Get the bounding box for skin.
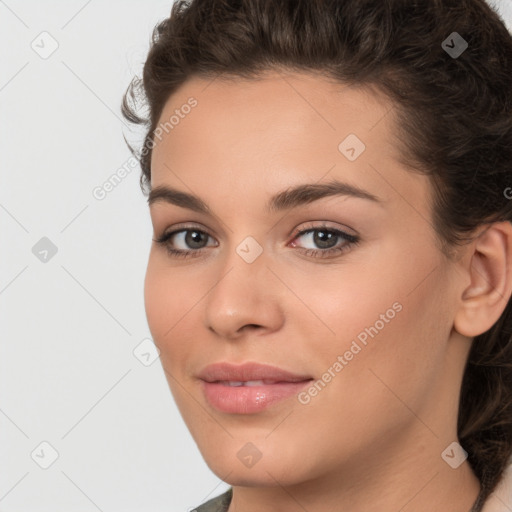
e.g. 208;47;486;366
145;70;512;512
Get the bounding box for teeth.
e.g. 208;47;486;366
220;380;268;387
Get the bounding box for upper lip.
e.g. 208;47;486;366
198;362;313;383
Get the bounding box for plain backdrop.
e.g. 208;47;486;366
1;1;511;511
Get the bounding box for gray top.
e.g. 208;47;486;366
191;484;485;511
192;488;232;512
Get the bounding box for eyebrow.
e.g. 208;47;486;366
147;179;383;214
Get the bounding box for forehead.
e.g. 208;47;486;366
152;71;393;168
149;70;432;220
154;71;396;148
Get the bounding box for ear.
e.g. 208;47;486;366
453;221;512;338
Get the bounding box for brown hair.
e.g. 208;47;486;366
121;0;512;502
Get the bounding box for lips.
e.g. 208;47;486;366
197;361;314;414
197;361;313;384
217;380;279;387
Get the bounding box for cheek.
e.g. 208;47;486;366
295;260;406;363
144;258;169;343
144;255;190;353
300;245;450;407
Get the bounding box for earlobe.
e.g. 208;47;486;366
453;221;512;338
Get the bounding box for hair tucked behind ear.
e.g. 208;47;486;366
121;0;512;501
459;303;512;497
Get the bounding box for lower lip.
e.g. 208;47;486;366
201;380;313;414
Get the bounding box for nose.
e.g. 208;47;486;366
203;241;285;340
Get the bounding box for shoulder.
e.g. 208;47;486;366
481;464;512;512
191;488;233;512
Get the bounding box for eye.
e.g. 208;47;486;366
289;225;360;259
153;225;217;259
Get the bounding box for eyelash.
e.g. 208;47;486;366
153;224;360;260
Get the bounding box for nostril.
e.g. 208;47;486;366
240;324;262;332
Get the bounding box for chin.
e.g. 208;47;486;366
212;465;300;488
200;445;315;488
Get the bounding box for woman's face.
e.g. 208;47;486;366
145;71;470;487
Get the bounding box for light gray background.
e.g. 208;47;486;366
1;1;511;511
